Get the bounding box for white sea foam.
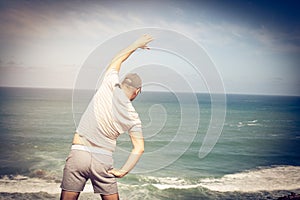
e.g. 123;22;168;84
199;166;300;192
1;166;299;194
237;122;244;127
246;119;261;126
151;166;300;192
248;120;258;123
0;176;94;194
236;119;263;127
147;176;193;190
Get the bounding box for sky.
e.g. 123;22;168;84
0;0;299;96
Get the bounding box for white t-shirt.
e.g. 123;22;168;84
76;69;142;152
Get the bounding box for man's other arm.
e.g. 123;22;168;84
108;131;144;178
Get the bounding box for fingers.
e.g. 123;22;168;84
107;169;125;178
108;169;117;175
143;34;154;43
135;34;154;49
108;169;116;174
108;169;117;177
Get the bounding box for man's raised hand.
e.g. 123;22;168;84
133;34;154;50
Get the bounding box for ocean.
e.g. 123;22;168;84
0;87;299;200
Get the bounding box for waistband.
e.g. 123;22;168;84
71;144;112;157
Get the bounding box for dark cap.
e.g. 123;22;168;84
122;73;142;89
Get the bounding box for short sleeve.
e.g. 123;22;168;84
102;69;119;90
128;111;142;133
112;87;142;134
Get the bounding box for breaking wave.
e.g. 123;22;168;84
0;165;299;199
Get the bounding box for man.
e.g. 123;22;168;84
60;34;153;200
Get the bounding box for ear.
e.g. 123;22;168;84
135;88;141;95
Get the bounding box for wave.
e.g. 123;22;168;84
198;165;300;192
236;119;262;127
0;175;61;194
0;166;299;199
150;165;300;192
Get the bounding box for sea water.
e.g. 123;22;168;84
0;87;299;199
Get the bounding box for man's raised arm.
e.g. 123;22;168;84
107;34;153;72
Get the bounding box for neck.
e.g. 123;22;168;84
121;84;134;100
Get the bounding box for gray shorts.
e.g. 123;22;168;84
60;148;117;195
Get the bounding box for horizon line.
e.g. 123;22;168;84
0;85;299;97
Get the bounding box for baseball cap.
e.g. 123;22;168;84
122;73;142;89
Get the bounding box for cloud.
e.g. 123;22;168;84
0;1;299;95
1;1;297;55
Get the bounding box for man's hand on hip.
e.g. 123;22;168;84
108;168;127;178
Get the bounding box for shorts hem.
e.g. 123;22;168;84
95;191;119;195
60;186;83;193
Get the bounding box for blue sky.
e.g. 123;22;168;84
0;0;299;95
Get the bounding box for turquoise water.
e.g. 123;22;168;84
0;87;299;199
